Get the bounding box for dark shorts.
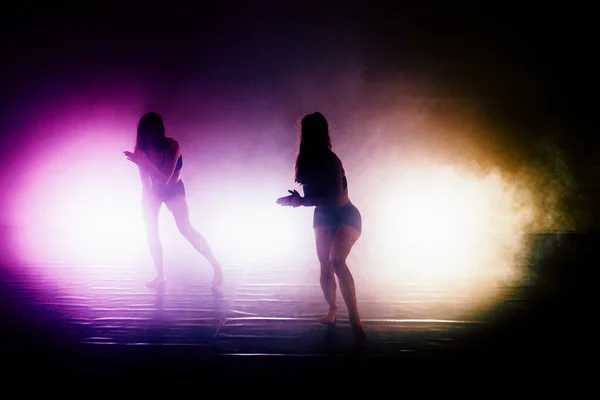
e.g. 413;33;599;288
313;201;362;234
153;180;186;202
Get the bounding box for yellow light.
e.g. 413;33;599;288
368;163;535;290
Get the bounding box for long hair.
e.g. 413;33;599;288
294;112;332;184
135;112;169;152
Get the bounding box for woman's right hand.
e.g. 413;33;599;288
276;190;302;207
276;195;292;206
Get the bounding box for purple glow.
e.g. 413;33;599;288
3;75;551;307
8;94;312;270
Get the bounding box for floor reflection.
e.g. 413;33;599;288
0;258;581;374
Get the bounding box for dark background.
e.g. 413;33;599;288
1;1;597;229
0;2;597;379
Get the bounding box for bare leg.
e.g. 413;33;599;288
330;225;365;343
142;191;165;287
315;226;337;324
166;195;223;286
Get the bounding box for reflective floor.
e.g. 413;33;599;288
0;243;590;378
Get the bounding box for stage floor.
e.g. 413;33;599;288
0;260;584;377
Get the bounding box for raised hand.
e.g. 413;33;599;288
276;190;302;207
276;195;292;206
123;151;137;164
124;150;150;168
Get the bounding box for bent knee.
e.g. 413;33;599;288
320;262;334;274
175;221;193;235
330;258;347;270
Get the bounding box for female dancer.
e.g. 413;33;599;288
277;112;366;344
124;112;223;288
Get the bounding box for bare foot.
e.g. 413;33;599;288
211;264;223;287
351;321;367;345
320;306;337;325
147;276;166;289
